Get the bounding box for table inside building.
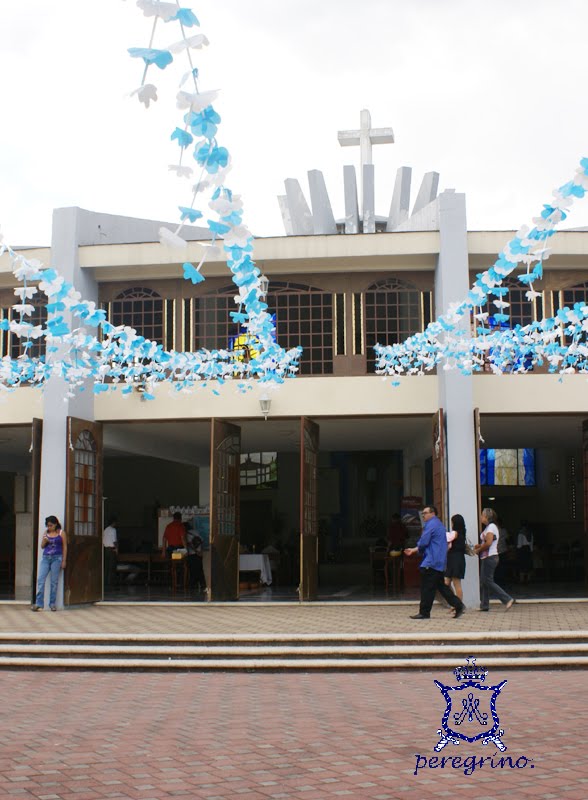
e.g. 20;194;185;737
239;554;272;585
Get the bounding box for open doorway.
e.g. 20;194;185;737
478;414;588;599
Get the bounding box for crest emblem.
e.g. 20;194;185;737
434;657;507;752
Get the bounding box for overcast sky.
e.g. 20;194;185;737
1;0;588;247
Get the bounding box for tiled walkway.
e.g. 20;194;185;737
0;668;585;799
0;599;587;636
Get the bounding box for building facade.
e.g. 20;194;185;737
1;157;588;607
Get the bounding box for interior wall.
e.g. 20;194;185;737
104;456;199;550
0;472;15;562
481;447;583;546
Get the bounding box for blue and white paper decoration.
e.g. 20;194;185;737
1;3;588;399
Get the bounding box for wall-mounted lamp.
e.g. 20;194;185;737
259;394;271;421
259;273;269;298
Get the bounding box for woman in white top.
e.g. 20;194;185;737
474;508;515;612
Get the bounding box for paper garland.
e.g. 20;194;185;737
1;2;587;399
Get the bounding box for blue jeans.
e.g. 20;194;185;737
36;555;62;607
480;555;512;609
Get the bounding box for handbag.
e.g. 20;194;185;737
465;539;476;557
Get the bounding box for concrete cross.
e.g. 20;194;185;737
338;109;394;206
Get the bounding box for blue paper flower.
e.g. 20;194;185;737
186;106;221;138
183;263;205;284
171;127;193;148
170;8;200;27
207;219;230;235
194;143;229;173
128;48;173;70
178;206;203;223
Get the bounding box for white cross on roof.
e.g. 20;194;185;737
338;109;394;208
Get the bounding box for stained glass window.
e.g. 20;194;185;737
480;448;535;486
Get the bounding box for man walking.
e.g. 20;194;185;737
404;505;465;619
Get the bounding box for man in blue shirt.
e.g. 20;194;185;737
404;505;465;619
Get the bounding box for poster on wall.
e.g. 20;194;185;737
400;496;423;546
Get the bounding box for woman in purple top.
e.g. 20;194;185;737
32;516;68;612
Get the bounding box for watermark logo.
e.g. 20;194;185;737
413;657;536;776
434;656;506;751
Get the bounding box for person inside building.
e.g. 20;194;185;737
475;508;515;612
185;521;206;594
162;511;187;557
103;516;118;587
32;516;67;612
404;506;465;620
516;520;534;584
444;513;466;603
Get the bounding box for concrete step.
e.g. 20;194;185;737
1;655;588;670
0;630;586;669
1;642;588;659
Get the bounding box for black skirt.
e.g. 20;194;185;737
446;550;466;579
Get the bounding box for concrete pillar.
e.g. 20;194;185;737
436;191;480;609
37;208;98;608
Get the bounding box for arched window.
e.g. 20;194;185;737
561;281;588;309
110;287;164;343
267;282;333;375
9;294;47;361
364;278;429;370
499;278;539;327
193;285;239;353
74;429;97;537
192;282;334;375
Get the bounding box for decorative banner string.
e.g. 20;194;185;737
0;1;587;398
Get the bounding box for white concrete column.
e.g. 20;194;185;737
436;191;480;609
37;208;97;608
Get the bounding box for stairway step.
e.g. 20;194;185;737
0;642;587;658
2;630;587;644
1;655;588;670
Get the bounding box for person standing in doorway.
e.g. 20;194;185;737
445;513;467;603
32;516;67;612
516;520;534;584
185;522;207;594
103;517;118;588
475;507;515;612
404;506;465;620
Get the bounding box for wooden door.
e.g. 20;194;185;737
64;417;103;605
209;419;240;601
432;409;447;526
30;418;43;601
299;417;319;601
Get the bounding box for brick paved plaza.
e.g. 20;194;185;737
0;667;585;799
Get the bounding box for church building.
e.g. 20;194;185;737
1;111;587;609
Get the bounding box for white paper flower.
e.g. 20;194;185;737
168;164;194;178
136;0;177;21
159;227;188;249
167;34;209;54
14;286;37;300
12;304;35;316
176;89;219;112
131;84;158;108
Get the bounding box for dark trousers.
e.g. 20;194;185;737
104;548;117;587
187;554;206;590
419;567;463;617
